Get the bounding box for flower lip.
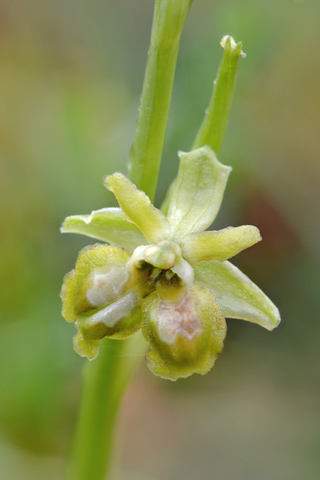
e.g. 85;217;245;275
77;290;140;334
86;264;129;308
142;282;227;380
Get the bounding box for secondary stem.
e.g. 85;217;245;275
193;36;245;154
160;36;244;215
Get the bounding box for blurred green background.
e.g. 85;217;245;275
1;0;319;479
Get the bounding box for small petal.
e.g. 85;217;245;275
61;208;146;252
194;260;281;330
182;225;262;264
142;282;226;380
165;146;231;238
104;173;170;243
60;244;131;323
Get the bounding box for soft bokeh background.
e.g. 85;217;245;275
1;0;319;479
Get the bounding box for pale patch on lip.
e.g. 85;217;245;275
84;291;138;329
86;265;129;307
157;294;202;345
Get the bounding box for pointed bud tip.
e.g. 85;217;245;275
220;35;246;58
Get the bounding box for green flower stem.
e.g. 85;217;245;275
192;36;245;154
67;2;193;479
66;333;146;480
128;0;193;201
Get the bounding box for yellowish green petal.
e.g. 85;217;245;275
194;260;281;330
104;173;170;243
141;282;226;380
165;146;231;238
60;244;131;323
61;208;146;252
181;225;262;264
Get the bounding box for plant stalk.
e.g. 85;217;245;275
128;0;193;201
66;333;146;480
66;1;192;479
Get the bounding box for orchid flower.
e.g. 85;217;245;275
60;146;280;380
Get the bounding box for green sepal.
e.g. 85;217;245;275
104;172;170;243
166;147;232;238
141;282;226;380
181;225;261;264
60;244;131;323
194;260;281;330
61;207;146;253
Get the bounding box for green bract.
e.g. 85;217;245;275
61;146;280;380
